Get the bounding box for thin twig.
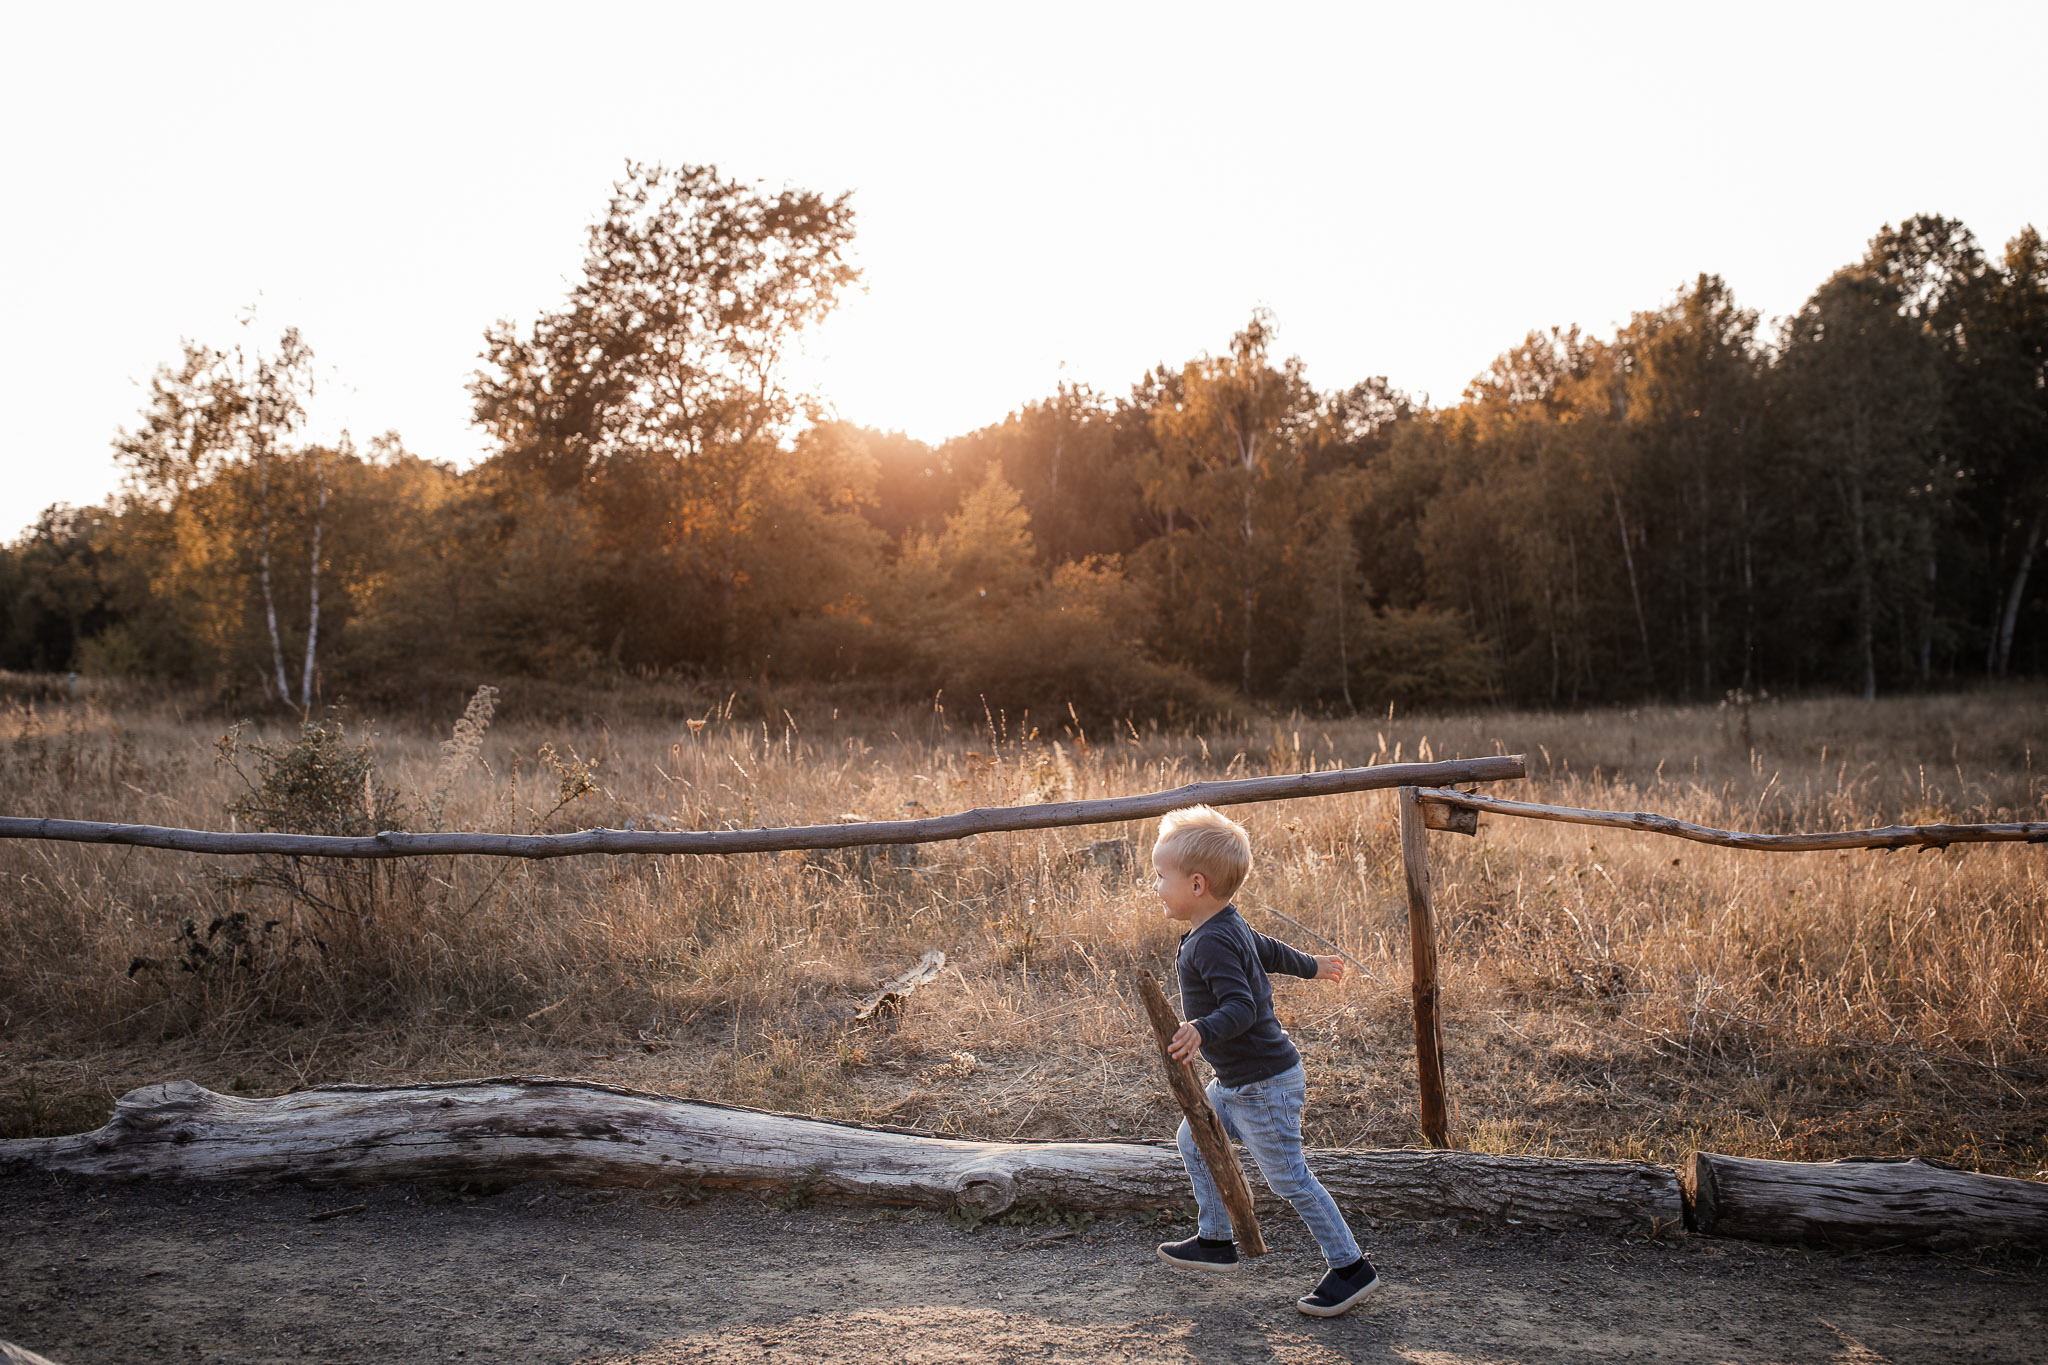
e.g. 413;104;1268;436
306;1203;367;1222
1240;898;1372;975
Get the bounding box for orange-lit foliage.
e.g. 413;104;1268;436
5;213;2045;713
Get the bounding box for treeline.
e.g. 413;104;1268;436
3;163;2043;720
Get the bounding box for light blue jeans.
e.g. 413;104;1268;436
1176;1062;1361;1267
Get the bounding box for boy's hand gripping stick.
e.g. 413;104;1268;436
1136;969;1268;1256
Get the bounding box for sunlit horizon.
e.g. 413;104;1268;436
2;0;2042;538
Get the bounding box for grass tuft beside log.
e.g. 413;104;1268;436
5;691;2043;1180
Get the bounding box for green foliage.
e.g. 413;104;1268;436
0;505;127;672
109;689;597;1029
212;719;409;939
0;1070;113;1141
775;1166;824;1211
219;720;406;838
879;469;1229;726
126;910;295;981
1777;262;1951;700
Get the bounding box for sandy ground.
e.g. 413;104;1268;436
2;1173;2043;1365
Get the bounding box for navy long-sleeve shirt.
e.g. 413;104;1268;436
1175;904;1320;1088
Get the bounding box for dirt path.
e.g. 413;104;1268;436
3;1173;2042;1364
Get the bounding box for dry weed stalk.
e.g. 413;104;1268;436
0;685;2042;1176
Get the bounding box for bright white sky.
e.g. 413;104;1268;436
3;1;2042;540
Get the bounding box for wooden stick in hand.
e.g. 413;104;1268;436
1135;968;1267;1257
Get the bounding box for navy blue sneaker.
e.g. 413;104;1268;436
1298;1257;1380;1316
1156;1234;1239;1272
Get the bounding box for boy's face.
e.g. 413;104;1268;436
1153;848;1215;922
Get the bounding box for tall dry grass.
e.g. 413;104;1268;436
1;681;2043;1177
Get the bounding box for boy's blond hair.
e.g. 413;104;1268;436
1155;805;1253;900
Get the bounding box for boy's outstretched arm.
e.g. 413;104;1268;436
1252;929;1323;980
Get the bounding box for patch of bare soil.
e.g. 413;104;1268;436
3;1175;2042;1365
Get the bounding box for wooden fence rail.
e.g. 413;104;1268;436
1410;787;2048;851
10;747;2039;1193
0;755;1524;860
1396;786;2048;1148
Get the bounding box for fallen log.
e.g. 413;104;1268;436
1685;1151;2048;1248
0;1078;1678;1232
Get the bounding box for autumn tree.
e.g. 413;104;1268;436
838;424;960;541
1621;275;1767;693
1981;227;2048;675
1777;265;1947;699
1425;328;1626;702
0;507;119;670
941;381;1141;564
111;327;328;705
471;162;861;669
878;465;1213;723
17;206;2048;713
1139;313;1318;696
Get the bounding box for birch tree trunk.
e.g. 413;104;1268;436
299;443;327;711
254;435;292;705
1738;473;1756;692
1240;430;1257;698
1848;471;1877;701
1996;507;2042;677
1610;479;1652;675
1334;538;1353;713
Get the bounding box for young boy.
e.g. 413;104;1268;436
1149;804;1380;1317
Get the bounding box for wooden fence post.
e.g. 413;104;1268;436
1398;786;1451;1147
1135;969;1268;1255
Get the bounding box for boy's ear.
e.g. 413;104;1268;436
1189;871;1207;897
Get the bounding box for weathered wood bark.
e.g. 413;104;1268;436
1419;798;1478;835
1685;1151;2048;1248
1398;787;1450;1147
1414;788;2048;853
0;755;1526;861
853;948;946;1020
0;1079;1679;1232
1134;969;1267;1255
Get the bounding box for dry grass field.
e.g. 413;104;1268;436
2;678;2044;1180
